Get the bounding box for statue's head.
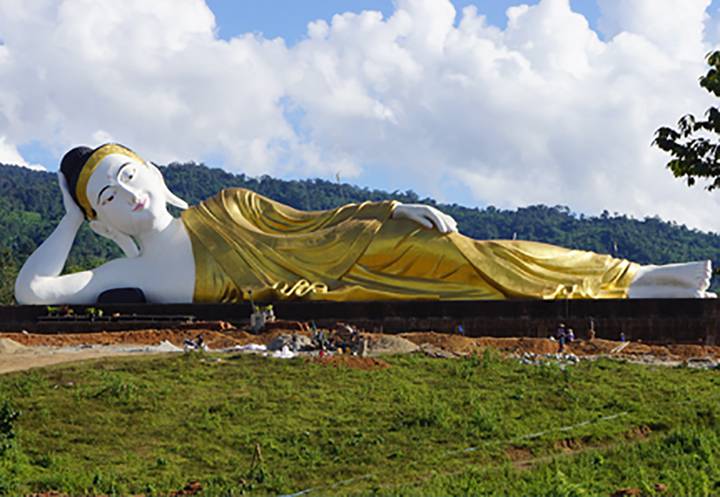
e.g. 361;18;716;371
60;143;188;240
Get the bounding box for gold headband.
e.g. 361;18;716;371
75;144;145;220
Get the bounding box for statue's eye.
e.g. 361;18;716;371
120;167;136;182
102;194;115;206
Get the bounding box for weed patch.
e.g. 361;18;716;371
0;399;19;457
0;354;718;496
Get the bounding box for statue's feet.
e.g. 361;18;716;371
631;260;712;292
628;286;717;298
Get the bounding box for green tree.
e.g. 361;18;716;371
0;248;17;304
654;50;720;189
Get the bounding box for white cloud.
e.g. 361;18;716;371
597;0;710;60
0;136;45;170
0;0;719;231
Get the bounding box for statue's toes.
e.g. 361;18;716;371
704;291;718;299
696;261;712;288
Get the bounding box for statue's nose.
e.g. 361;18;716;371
117;178;142;204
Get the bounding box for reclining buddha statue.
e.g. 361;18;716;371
14;143;716;305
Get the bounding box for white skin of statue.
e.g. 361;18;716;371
14;153;716;305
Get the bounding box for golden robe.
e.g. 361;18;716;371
180;188;639;302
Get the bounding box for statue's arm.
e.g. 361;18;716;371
16;257;135;305
14;173;132;305
14;211;82;304
225;187;458;234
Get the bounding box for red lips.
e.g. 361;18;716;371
132;197;147;211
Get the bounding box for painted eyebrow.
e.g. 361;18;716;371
96;185;112;203
96;162;133;202
116;162;133;176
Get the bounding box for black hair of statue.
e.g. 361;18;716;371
59;145;94;216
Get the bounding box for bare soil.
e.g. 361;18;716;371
399;332;720;360
1;324;718;375
0;329;252;348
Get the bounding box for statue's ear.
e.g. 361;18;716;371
90;220;140;258
148;162;188;210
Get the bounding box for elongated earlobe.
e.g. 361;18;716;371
165;189;189;210
149;162;188;210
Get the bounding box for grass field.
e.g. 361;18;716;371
0;351;719;496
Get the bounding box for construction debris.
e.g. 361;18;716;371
519;352;580;367
268;334;314;352
419;343;458;359
1;322;720;375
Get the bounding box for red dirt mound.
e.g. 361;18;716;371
0;329;248;349
399;332;479;355
400;333;561;356
566;338;720;360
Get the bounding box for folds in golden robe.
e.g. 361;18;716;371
180;188;640;302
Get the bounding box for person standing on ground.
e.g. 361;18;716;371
556;323;567;352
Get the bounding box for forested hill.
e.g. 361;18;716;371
1;161;719;303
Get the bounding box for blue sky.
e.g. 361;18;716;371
206;0;602;43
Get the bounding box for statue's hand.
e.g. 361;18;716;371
90;220;141;258
58;172;84;225
392;203;458;234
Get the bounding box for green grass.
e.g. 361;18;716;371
0;352;719;496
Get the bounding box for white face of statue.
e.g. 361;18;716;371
85;153;171;237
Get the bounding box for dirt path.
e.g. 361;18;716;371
0;348;177;375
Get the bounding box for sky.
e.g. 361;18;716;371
204;1;603;43
2;0;720;231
